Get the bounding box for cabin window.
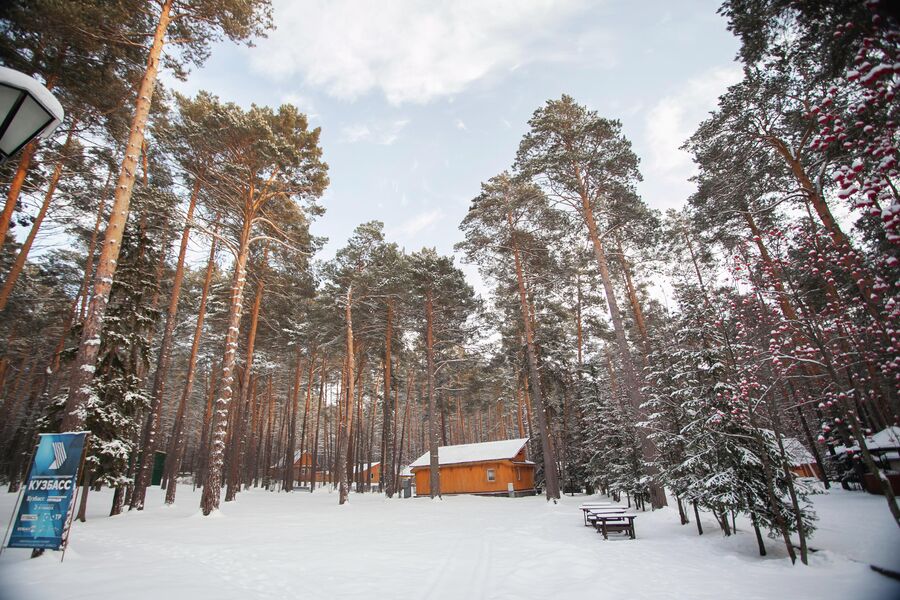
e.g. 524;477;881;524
486;468;496;482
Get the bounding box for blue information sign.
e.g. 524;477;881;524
6;432;89;551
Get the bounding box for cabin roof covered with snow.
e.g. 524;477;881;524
410;438;529;468
781;436;815;467
869;426;900;449
835;426;900;454
759;429;815;466
271;449;306;468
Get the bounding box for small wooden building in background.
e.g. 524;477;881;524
356;462;380;484
410;438;535;497
271;451;331;484
782;437;822;479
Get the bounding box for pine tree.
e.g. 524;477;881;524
459;173;563;499
62;0;274;434
408;249;479;499
516;95;667;508
183;94;327;515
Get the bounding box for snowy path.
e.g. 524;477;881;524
1;486;898;599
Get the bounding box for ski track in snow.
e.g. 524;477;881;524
423;527;493;600
0;486;898;599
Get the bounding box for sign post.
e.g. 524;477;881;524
2;432;90;558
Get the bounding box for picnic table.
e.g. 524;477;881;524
578;504;626;526
591;512;637;540
578;505;637;539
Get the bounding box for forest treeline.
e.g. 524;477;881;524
0;0;897;565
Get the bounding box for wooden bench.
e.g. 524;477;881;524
579;505;626;526
589;511;636;539
584;510;627;528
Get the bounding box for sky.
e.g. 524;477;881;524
168;0;743;289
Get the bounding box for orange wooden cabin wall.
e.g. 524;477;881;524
290;454;331;483
789;463;822;479
413;460;535;496
294;467;332;482
359;463;381;483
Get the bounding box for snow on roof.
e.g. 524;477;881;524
271;450;308;468
781;436;815;467
870;427;900;449
272;450;303;468
409;438;529;468
356;462;380;471
835;426;900;454
760;429;815;466
399;466;413;477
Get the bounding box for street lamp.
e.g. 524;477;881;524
0;66;64;164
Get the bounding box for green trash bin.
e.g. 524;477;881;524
151;451;167;486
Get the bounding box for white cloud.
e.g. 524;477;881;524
340;118;410;145
455;119;467;131
391;209;445;239
641;66;742;209
340;124;372;143
252;0;590;104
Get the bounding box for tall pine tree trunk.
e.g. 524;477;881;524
262;377;276;490
505;204;560;500
335;287;355;505
284;348;303;492
200;214;252;515
767;139;883;322
515;384;526;438
298;353;314;486
426;290;441;498
768;405;809;565
614;235;650;363
132;177;200;509
578;192;665;508
226;261;265;501
0;142;37;248
310;357;326;491
195;363;219;488
61;0;174;431
576;272;583;368
77;170;113;323
395;370;413;492
382;299;395;497
164;227;217;505
794;401;829;489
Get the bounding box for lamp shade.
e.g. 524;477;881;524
0;66;65;162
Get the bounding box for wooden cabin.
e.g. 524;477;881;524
860;426;900;472
271;451;331;484
293;451;313;482
782;436;822;479
836;427;900;494
760;429;821;479
356;462;381;484
410;438;536;497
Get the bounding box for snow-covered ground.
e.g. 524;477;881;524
1;485;898;599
